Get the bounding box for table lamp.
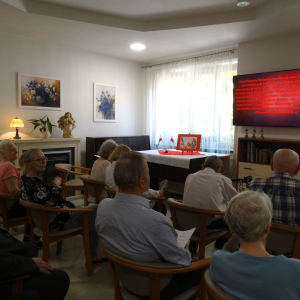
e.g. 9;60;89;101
10;117;24;139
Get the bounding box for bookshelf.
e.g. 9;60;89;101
237;138;300;181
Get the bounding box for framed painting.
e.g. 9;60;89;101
176;134;201;152
94;83;116;122
18;73;62;110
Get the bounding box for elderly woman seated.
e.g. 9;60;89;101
90;139;118;200
20;148;107;264
210;190;300;300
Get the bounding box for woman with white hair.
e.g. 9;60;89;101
210;190;300;300
0;139;26;218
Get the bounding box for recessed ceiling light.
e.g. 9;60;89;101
130;44;146;51
237;1;251;6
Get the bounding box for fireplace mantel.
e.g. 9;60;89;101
10;138;82;168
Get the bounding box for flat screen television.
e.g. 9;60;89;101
233;68;300;127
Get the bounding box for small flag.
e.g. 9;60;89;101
158;135;162;145
170;134;174;144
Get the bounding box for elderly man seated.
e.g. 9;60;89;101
249;149;300;226
210;191;300;300
95;151;202;299
0;224;69;300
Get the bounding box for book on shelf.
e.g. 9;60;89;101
244;142;275;164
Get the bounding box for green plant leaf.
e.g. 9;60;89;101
47;121;52;134
33;124;40;130
27;119;39;122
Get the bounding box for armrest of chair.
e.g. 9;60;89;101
73;166;91;175
0;274;30;295
0;193;20;201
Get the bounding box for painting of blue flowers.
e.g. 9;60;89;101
18;73;62;110
94;83;116;122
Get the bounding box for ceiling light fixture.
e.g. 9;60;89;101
130;44;146;51
237;0;251;7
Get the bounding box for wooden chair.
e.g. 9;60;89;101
0;275;30;296
104;248;210;300
105;186;117;198
204;269;239;300
80;175;106;206
54;164;90;199
20;199;94;276
0;193;30;237
266;222;300;258
167;199;230;260
148;197;166;213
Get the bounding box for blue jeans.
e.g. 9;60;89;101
63;204;99;257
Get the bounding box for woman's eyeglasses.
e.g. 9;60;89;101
29;157;48;163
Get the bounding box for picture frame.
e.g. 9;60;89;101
176;134;201;152
94;83;116;122
18;73;62;110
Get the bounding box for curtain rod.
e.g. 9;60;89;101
141;48;238;69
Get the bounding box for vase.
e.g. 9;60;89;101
40;130;51;139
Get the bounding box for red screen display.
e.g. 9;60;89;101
233;69;300;127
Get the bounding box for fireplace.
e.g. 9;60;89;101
11;138;82;200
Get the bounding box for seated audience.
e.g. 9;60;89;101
105;145;163;199
19;148;107;264
90;139;118;200
96;151;203;299
183;155;237;236
0;224;69;300
249;149;300;226
210;191;300;300
0;140;26;218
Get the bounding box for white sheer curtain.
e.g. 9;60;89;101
146;51;236;153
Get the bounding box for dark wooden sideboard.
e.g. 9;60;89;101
86;136;151;169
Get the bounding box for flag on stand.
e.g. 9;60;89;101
170;134;174;144
158;135;162;145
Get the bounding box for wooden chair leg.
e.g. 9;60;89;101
56;240;63;254
42;241;50;263
82;212;93;276
149;273;160;299
11;278;24;295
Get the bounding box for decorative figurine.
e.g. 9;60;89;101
57;112;76;138
260;128;264;139
252;128;256;139
245;127;249;138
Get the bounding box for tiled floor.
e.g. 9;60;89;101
10;196;218;300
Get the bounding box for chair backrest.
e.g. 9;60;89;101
104;248;180;297
105;186;117;198
266;223;300;258
167;199;217;234
55;163;72;179
19;199;58;234
81;175;106;203
204;270;240;300
0;193;18;214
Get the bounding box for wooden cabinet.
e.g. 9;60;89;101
237;138;300;181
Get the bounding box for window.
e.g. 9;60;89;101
146;51;237;154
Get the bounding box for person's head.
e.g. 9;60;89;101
97;139;118;159
114;151;149;193
225;191;273;243
203;155;223;173
0;140;18;162
19;149;47;174
109;144;131;162
271;149;300;175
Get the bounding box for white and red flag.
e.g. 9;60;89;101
158;135;162;145
170;134;174;144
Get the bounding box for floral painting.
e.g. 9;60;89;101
176;134;201;151
18;73;62;110
94;83;116;122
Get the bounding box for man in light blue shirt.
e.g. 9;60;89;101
95;151;201;299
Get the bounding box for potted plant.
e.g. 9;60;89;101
28;116;56;138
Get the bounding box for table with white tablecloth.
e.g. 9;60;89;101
138;150;230;184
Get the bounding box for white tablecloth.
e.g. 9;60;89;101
138;150;228;169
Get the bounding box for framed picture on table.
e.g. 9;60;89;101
176;134;201;152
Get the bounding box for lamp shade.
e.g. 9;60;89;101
10;117;24;128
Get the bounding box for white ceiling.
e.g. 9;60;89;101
1;0;300;64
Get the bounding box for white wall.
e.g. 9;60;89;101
0;33;146;166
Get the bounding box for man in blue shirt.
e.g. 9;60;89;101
95;151;201;299
249;149;300;226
